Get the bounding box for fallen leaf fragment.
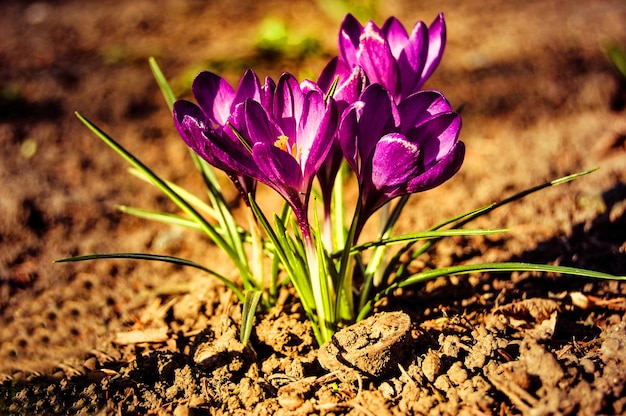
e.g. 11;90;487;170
571;291;626;311
113;327;169;345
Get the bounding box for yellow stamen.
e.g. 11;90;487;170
274;135;301;159
274;135;290;151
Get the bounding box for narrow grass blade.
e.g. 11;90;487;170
605;44;626;79
74;112;248;277
359;196;409;312
139;62;251;275
248;197;322;343
147;59;253;272
55;252;245;301
357;262;624;321
345;228;507;255
149;57;176;111
240;290;262;345
331;163;349;251
116;205;202;230
127;167;219;221
387;168;599;281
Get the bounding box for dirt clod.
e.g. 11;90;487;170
317;311;413;379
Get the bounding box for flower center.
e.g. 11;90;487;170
274;135;301;159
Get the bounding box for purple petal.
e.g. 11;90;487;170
370;133;421;190
338;102;361;173
381;17;409;59
406;141;465;192
232;69;262;108
252;142;304;193
418;13;446;88
261;76;276;112
356;21;399;94
174;100;257;178
397;90;453;131
173;100;210;159
318;57;367;114
317;56;348;92
241;99;282;146
338;13;363;67
274;73;305;140
397;21;428;97
192;71;235;125
300;93;337;181
406;111;461;165
317;140;344;201
354;84;400;162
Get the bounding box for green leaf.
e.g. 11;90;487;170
149;57;176;112
127;167;219;221
388;168;598;281
240;290;262;345
357;262;624;321
116;205;202;230
248;196;322;343
55;252;245;301
605;44;626;79
345;228;508;255
148;59;246;263
74;112;252;283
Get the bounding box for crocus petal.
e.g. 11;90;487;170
397;90;453;132
174;100;257;179
338;102;362;173
371;133;422;190
354;84;400;163
300;93;337;181
240;99;282;146
339;13;363;68
406;141;465;192
318;57;367;114
173;100;211;160
381;17;409;59
274;73;305;140
405;111;461;165
317;56;348;93
232;69;262;109
419;13;446;88
397;21;428;96
356;22;399;95
260;76;276;112
336;13;447;101
252;142;304;194
191;71;235;125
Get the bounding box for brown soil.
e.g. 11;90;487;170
1;0;626;414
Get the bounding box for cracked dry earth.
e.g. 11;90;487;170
1;0;626;414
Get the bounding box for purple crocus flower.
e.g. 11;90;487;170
338;13;446;102
175;71;338;240
173;69;275;203
339;83;464;238
243;73;338;234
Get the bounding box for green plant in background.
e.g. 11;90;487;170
255;16;321;60
59;13;625;346
605;43;626;79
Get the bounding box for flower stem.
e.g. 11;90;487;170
295;202;334;343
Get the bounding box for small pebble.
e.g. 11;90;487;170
421;351;441;382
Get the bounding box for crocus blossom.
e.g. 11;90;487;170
338;13;446;102
173;69;275;202
175;71;338;238
242;73;338;230
339;83;464;237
